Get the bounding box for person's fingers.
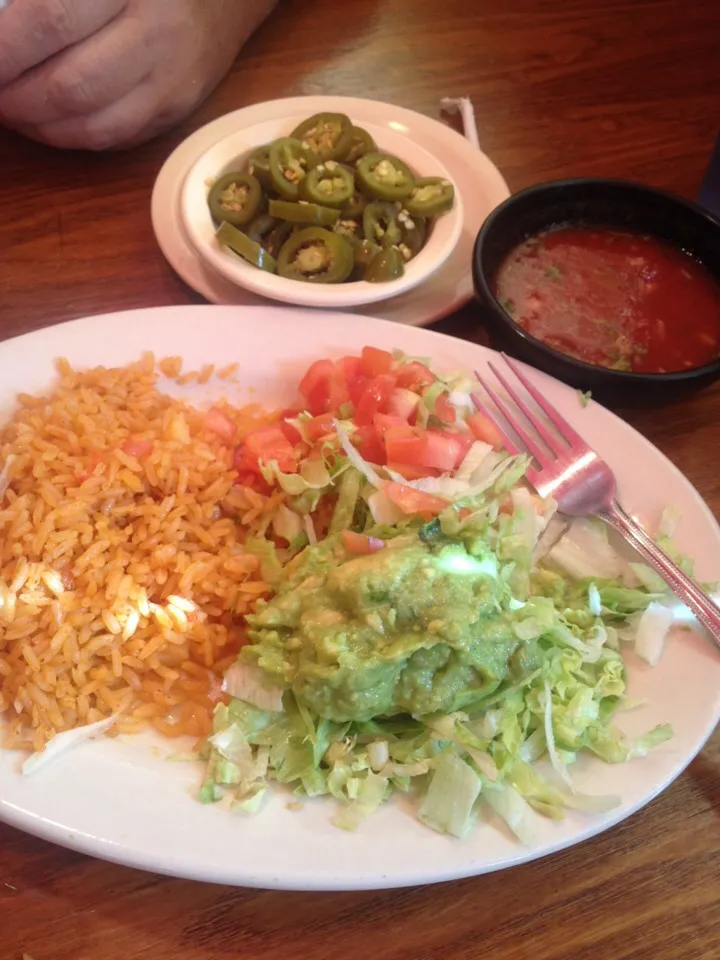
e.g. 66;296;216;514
0;16;151;126
0;0;127;87
19;80;184;151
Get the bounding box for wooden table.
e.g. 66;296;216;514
1;1;719;958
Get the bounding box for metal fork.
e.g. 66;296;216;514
473;354;720;649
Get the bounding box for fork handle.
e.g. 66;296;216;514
598;501;720;648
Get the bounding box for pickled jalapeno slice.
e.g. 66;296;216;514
215;221;277;272
269;138;317;200
299;161;355;208
268;198;341;226
363;201;402;247
365;246;405;283
290;112;353;162
404;177;455;217
276;227;354;283
208;172;262;226
357;152;415;201
344;126;377;164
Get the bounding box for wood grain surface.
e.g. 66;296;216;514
1;1;719;958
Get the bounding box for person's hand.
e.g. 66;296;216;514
0;0;277;150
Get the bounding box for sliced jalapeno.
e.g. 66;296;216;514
341;189;367;221
357;152;415;201
299;161;355;208
268;198;340;226
268;137;317;200
334;217;362;242
397;214;427;260
245;146;274;192
363;201;402;247
365;246;405;283
352;238;382;267
265;220;295;257
277;227;354;283
345;126;377;165
290;112;353;162
208;172;263;226
216;221;277;273
404;177;455;217
245;214;296;257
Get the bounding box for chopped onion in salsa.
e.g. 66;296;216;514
494;226;720;373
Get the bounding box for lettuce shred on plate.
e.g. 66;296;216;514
197;346;677;842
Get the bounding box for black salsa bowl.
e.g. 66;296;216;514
471;178;720;405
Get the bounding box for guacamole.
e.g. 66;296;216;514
242;538;528;722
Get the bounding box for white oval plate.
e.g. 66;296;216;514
1;305;718;891
151;96;510;326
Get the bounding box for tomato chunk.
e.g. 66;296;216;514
240;425;298;473
386;462;441;480
467;411;505;450
385;481;448;519
347;373;370;406
336;355;363;382
387;386;420;420
361;346;394;378
373;412;408;436
304;412;335;441
121;437;153;459
204;407;237;444
384;426;464;472
352;425;386;464
299;358;335;415
342;530;385;554
434;392;457;425
395;361;435;392
354;374;397;426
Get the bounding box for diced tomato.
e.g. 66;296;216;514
304;412;335;441
432;428;475;464
354;374;397;426
347;373;370;406
239;425;298;474
386;462;441;480
336;355;363;382
467;411;505;450
361;346;394;378
384;426;464;472
434;392;457;425
342;530;385;554
352;425;386;465
121;437;153;459
203;407;237;444
373;413;408;436
278;408;303;444
385;481;448;519
387;386;420;421
234;468;273;494
299;358;335;415
396;361;435;392
279;421;302;445
78;450;106;483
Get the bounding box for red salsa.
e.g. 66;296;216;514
494;226;720;373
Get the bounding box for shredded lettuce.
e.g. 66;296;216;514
192;357;679;845
260;457;333;496
418;752;482;838
244;538;283;586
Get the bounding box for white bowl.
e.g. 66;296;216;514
179;113;464;310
